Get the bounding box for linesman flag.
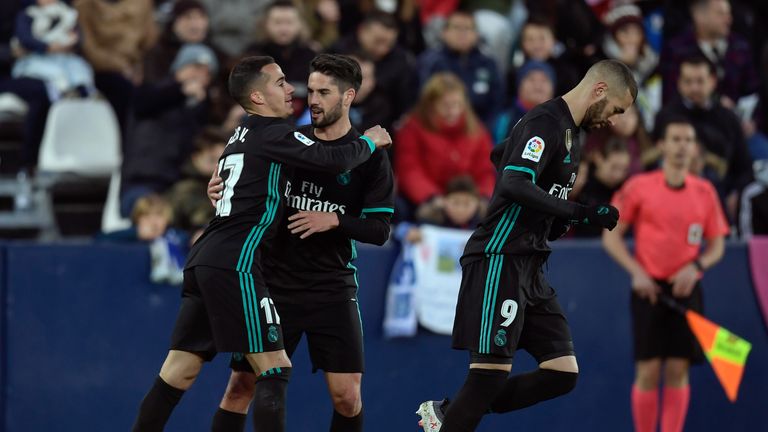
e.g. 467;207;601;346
661;294;752;402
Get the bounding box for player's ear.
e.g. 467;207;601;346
249;89;264;106
593;81;608;100
344;88;356;106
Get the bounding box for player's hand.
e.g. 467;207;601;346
208;173;223;207
632;270;660;305
574;204;619;230
287;211;340;239
364;125;392;149
669;263;699;298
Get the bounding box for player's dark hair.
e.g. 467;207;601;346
309;54;363;92
680;54;717;77
445;175;479;197
361;10;398;30
228;56;275;109
193;127;228;153
587;59;638;101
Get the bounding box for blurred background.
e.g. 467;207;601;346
0;0;767;430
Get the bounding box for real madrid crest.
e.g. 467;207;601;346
565;129;572;153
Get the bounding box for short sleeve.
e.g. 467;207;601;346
612;177;641;225
501;115;559;184
703;182;730;239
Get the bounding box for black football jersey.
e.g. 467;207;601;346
186;115;376;273
264;125;395;303
462;97;581;262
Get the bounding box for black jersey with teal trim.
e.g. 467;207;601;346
461;97;581;262
186;115;376;272
264;125;395;304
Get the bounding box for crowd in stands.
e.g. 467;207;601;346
1;0;767;244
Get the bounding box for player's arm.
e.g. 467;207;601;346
258;124;391;173
497;121;618;229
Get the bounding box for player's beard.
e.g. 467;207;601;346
311;100;344;128
582;98;609;131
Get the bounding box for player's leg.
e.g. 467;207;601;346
245;350;292;432
211;368;255;432
326;373;363;430
422;256;522;432
132;268;214;431
630;281;665;432
488;288;578;414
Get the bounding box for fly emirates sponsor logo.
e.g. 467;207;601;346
284;180;347;214
548;173;576;200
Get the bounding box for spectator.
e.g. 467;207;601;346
493;60;556;144
739;159;768;238
246;0;316;117
417;10;504;129
600;4;660;129
584;104;656;179
659;0;759;107
572;139;631;238
510;16;581;98
417;0;460;50
199;0;270;57
395;72;495;217
11;0;96;101
299;0;342;50
120;43;216;216
459;0;526;75
414;175;487;230
74;0;157;133
654;56;753;220
333;10;416;131
165;127;226;238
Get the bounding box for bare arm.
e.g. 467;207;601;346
602;221;660;303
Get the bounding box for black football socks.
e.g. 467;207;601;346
330;407;363;432
211;407;247;432
131;375;185;432
490;369;578;413
251;367;292;431
440;368;508;432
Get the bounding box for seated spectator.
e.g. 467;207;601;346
414;176;487;230
333;10;416;131
97;194;188;284
660;0;759;107
583;104;656;179
572;140;631;238
246;0;316;118
654;56;753;220
509;16;581;98
298;0;341;50
120;43;216;216
417;10;504;129
739;159;768;238
460;0;526;76
74;0;157;133
166;127;226;239
600;3;660;129
11;0;96;101
395;72;495;218
199;0;270;57
493;60;555;144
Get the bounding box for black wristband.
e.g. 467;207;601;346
693;259;705;272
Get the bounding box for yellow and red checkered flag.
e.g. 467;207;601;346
660;294;752;402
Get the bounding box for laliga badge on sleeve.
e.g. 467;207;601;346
522;136;545;162
293;131;315;146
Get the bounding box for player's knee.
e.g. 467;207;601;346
222;373;256;410
330;387;361;417
159;351;203;390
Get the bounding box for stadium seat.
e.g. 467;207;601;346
37;97;121;176
101;171;131;233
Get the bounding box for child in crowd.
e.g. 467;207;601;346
406;176;487;243
12;0;96;100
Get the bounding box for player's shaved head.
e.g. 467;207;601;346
584;60;638;101
228;55;276;108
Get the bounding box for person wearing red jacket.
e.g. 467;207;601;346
395;71;496;217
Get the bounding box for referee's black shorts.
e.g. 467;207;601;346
169;266;285;360
631;280;704;363
451;253;574;363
